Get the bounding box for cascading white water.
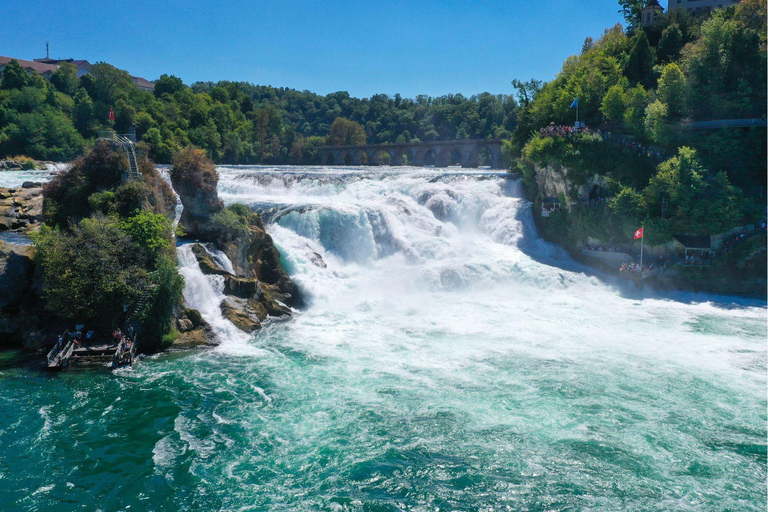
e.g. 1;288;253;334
3;165;764;511
177;243;249;346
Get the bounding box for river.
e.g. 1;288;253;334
0;166;765;511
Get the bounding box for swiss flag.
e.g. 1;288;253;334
634;227;643;239
109;108;115;121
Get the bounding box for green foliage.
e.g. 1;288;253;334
644;100;671;145
625;31;656;87
0;107;84;161
609;186;644;218
523;133;656;189
657;24;684;63
644;147;744;234
682;7;767;119
601;84;628;122
618;0;645;29
0;60;32;90
88;190;117;215
140;254;185;351
328;117;366;145
50;63;79;96
656;63;688;119
209;204;258;241
31;218;149;327
118;210;173;268
154;74;184;97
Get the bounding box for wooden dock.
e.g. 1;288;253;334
45;336;138;370
46;340;75;371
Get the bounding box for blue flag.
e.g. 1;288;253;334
570;98;578;108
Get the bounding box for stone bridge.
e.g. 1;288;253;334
317;139;503;168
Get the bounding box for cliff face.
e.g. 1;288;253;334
0;242;48;350
532;162;606;206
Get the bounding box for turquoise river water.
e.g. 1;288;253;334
0;166;765;511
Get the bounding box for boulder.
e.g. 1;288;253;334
176;317;194;332
220;298;261;333
175;323;217;348
224;275;262;298
190;243;230;275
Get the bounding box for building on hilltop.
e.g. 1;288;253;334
131;76;155;92
0;52;154;92
34;57;93;77
667;0;740;15
642;0;664;27
0;56;59;79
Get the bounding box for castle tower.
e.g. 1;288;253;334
641;0;664;27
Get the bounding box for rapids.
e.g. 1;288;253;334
0;165;765;511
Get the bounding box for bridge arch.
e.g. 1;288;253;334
367;149;392;166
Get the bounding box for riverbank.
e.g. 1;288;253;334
531;206;767;298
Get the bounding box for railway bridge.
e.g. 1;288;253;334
317;139;503;169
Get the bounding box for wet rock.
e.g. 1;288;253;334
224;275;262;298
309;250;327;268
176;318;194;332
191;243;229;275
220;298;261;333
175;323;217;347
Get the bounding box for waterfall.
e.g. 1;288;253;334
176;243;249;345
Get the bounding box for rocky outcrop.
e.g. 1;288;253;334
0;187;43;232
0;242;51;350
0;158;43;171
174;307;218;348
171;148;300;336
190;243;292;333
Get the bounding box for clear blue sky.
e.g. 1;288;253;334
2;0;629;98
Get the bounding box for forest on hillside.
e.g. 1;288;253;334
513;0;766;244
0;60;518;165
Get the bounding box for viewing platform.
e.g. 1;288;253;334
46;334;137;370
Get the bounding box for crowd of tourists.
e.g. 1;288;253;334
54;325;136;351
56;328;95;350
112;326;135;351
537;123;667;162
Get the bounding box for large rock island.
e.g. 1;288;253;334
170;148;300;332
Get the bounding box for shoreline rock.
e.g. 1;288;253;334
0;186;43;232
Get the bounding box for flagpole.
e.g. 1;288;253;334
640;225;644;269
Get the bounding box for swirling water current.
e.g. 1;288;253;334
0;166;765;511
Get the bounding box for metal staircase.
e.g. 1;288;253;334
98;131;141;183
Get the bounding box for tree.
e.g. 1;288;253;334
32;217;150;326
80;62;133;104
511;79;543;108
644;147;742;233
51;63;79;96
657;24;684;63
625;31;655;87
618;0;645;30
0;60;29;90
644;100;670;145
657;63;688;119
327;117;366;145
118;210;173;268
601;84;628;122
153;74;185;97
609;186;643;218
